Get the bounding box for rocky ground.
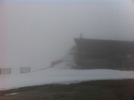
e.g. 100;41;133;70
0;79;134;100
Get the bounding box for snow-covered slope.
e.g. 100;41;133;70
1;67;134;91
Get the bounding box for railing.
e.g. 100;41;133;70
0;66;51;75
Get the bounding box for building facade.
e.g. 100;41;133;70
74;38;134;70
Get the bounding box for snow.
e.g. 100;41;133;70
5;92;19;96
0;65;134;91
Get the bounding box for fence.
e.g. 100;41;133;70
0;66;50;75
20;67;31;73
0;68;11;74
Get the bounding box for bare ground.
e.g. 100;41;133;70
1;79;134;100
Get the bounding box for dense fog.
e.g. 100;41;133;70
2;0;134;67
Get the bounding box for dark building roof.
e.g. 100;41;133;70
74;38;134;47
74;38;134;54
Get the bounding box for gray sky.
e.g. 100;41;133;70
3;0;134;67
4;0;125;3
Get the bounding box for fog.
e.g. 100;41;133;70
2;0;134;67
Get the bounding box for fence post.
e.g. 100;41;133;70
20;67;30;73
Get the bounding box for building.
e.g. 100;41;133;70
74;38;134;70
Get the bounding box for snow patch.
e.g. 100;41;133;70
0;68;134;91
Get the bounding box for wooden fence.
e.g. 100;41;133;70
0;66;51;75
0;68;11;74
20;67;31;73
0;67;31;75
